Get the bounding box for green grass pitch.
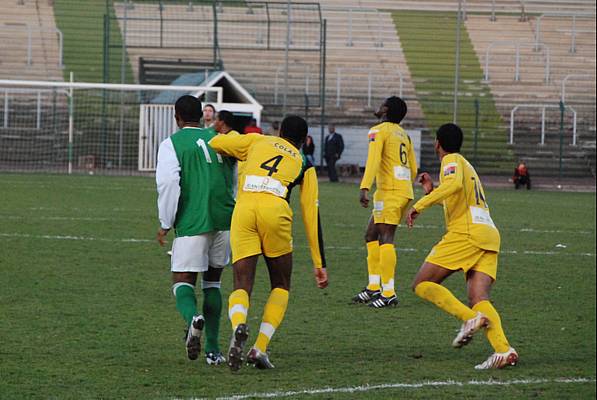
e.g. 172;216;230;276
0;173;595;399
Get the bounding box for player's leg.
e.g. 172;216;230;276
248;252;293;369
202;230;231;365
352;216;381;303
227;200;262;370
172;272;199;327
467;258;517;369
171;235;210;361
172;271;205;361
246;197;294;369
369;222;398;308
412;262;489;347
227;255;258;371
412;261;469;317
201;266;225;365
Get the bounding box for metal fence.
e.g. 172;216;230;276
1;0;595;177
104;0;325;110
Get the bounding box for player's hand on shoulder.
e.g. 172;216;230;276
359;189;369;208
314;267;328;289
406;207;419;229
418;172;434;194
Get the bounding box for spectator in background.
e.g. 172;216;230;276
302;134;315;166
244;118;263;134
202;104;216;128
324;123;344;182
513;160;531;190
268;121;280;136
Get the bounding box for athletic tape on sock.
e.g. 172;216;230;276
368;274;381;286
172;281;195;297
258;322;276;339
382;278;395;291
228;304;248;320
201;280;221;289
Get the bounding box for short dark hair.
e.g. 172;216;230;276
280;115;308;147
436;123;463;153
385;96;407;123
217;110;235;128
175;95;202;123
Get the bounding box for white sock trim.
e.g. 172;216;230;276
382;279;395;292
172;282;195;297
259;322;276;339
228;304;248;320
368;274;381;286
201;280;221;290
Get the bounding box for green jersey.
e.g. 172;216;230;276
156;127;235;237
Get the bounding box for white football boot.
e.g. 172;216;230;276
452;312;489;348
185;315;205;360
475;347;519;370
247;348;275;369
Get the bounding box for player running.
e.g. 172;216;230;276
209;115;328;371
353;96;417;308
406;123;518;370
156;95;236;366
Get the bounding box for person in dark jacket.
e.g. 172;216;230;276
324;124;344;182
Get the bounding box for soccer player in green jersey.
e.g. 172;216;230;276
156;95;236;366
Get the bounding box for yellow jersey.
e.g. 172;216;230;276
209;133;326;268
360;122;417;198
413;153;500;252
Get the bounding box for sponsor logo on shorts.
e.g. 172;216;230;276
374;201;384;212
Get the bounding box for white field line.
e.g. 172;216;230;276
21;207;146;212
0;233;152;243
317;245;595;257
0;215;112;221
3;215;591;236
334;223;593;235
182;377;596;400
0;232;595;257
1;182;155;191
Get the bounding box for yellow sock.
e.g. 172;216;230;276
366;241;381;291
473;300;510;353
379;244;396;297
228;289;249;331
414;281;477;321
254;288;289;352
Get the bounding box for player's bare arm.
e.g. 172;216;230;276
359;188;369;208
314;267;328;288
418;172;434;194
406;207;419;228
156;227;170;246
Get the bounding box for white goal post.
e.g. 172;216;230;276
0;78;222;174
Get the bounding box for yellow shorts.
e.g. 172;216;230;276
425;232;498;280
372;191;411;225
230;193;293;263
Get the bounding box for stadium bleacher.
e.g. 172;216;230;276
0;0;594;176
466;14;595;176
0;0;63;81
